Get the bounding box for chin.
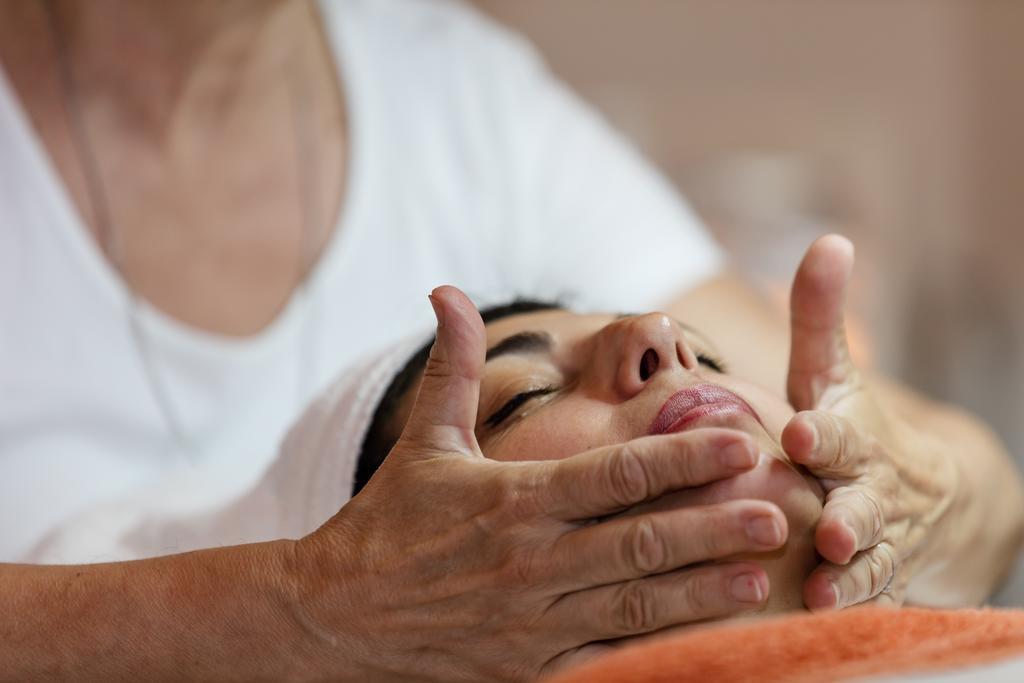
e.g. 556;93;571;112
753;510;819;614
634;449;824;618
713;453;823;615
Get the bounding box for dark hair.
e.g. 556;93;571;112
353;300;561;496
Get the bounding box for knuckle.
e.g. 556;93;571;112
493;472;541;524
843;565;869;604
880;543;899;578
625;519;667;574
681;571;713;615
858;490;885;544
837;571;865;608
614;580;660;634
692;508;729;558
827;416;852;468
689;504;742;560
672;437;702;481
865;545;897;597
605;446;651;508
421;348;453;381
470;477;539;544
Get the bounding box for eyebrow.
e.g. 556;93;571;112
485;331;553;363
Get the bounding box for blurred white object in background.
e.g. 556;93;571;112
676;154;830;283
474;0;1024;466
675;153;874;367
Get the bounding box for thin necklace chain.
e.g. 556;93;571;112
44;1;324;460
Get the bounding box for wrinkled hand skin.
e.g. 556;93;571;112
617;450;822;618
784;401;958;610
291;456;567;683
782;235;958;612
283;287;787;683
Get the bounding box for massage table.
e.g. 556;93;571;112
545;608;1024;683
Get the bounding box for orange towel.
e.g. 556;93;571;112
544;608;1024;683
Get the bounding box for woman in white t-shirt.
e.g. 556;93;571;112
0;1;1020;680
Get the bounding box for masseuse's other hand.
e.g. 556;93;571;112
292;286;787;683
782;235;957;610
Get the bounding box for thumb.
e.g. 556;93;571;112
787;234;858;411
399;285;487;455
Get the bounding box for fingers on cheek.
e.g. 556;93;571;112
781;415;817;462
818;487;885;564
804;544;897;612
803;569;839;612
814;512;858;565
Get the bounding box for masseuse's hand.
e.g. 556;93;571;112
291;286;788;683
781;235;957;610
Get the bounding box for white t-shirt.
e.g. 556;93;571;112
0;0;722;562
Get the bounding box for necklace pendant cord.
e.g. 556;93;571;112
44;0;328;461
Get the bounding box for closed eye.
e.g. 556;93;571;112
696;352;727;373
484;386;558;428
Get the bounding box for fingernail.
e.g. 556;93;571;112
747;514;784;547
729;572;767;603
815;581;840;610
428;294;445;328
720;441;756;469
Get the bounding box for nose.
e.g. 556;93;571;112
603;313;699;398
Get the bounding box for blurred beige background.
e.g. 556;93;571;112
473;0;1024;460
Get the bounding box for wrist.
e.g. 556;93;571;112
904;429;982;605
269;535;375;683
920;430;960;547
201;540;326;683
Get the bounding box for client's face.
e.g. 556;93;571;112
473;309;823;616
397;309;824;616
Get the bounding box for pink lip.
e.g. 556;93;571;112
648;384;762;435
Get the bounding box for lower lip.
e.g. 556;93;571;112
663;401;756;434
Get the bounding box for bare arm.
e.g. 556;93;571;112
668;267;1024;605
0;542;314;682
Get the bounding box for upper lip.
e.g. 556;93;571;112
648;384;761;435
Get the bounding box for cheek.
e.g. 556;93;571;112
630;454;823;612
483;399;623;461
716;376;795;442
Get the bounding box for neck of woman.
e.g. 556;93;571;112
44;0;321;142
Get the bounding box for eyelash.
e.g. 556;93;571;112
484;352;727;429
696;352;727;373
484;386;558;429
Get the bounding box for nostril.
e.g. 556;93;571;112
639;348;659;382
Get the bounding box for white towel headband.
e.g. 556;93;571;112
277;332;433;534
25;332;434;563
